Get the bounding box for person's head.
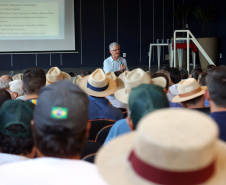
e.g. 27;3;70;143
151;73;169;94
109;42;120;59
33;80;89;158
9;80;24;99
0;89;11;107
206;66;226;108
198;72;208;86
168;67;181;84
207;64;216;73
22;67;46;97
156;69;173;86
82;71;92;76
190;67;203;80
172;78;206;108
127;84;169;130
0;75;13;90
180;68;188;79
0;100;35;157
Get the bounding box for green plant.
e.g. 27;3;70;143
192;5;216;37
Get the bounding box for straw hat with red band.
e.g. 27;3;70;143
172;78;207;103
46;67;71;85
79;68;117;97
95;108;226;185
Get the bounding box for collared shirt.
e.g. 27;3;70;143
103;56;128;74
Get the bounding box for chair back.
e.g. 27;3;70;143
118;108;128;118
95;125;113;144
88;119;115;141
81;140;102;159
82;153;96;163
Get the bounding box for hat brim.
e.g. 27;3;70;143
95;132;226;185
114;88;129;104
79;75;117;97
46;71;71;85
171;86;207;103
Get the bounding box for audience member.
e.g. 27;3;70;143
79;68;123;121
22;67;46;105
104;84;169;144
207;64;216;73
82;71;92;76
73;75;83;86
205;66;226;141
190;67;203;80
103;42;128;74
172;78;209;114
198;72;209;107
0;80;107;184
96;108;226;185
167;67;181;100
156;69;173;86
9;80;24;100
0;75;13;91
0;100;35;165
12;73;23;80
46;66;71;85
0;89;11;107
180;68;188;79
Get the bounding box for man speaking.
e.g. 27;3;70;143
103;42;128;75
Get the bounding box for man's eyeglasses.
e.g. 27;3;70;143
112;49;120;52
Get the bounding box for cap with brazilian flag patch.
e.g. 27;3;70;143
34;79;89;133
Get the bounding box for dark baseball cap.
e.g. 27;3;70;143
0;99;35;137
34;79;89;133
129;84;169;127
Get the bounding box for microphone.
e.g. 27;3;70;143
120;63;124;72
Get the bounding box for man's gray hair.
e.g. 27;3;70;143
0;75;13;89
109;42;120;51
9;80;24;96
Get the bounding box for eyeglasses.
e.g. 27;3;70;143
112;49;120;52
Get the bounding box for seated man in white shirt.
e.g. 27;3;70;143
103;42;129;75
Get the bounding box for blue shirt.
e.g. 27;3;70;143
103;56;128;74
104;118;131;145
88;96;124;121
210;111;226;141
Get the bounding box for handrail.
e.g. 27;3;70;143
173;30;215;72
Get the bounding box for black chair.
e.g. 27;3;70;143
118;108;128;118
95;125;113;144
88;119;115;141
82;153;96;163
81;140;102;159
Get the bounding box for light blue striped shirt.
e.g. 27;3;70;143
103;56;128;74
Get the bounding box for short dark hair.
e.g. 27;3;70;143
169;67;181;84
191;67;203;80
206;66;226;108
151;73;169;91
180;68;188;79
198;72;208;86
33;126;86;158
181;95;204;105
0;125;34;155
207;65;216;73
22;67;46;95
0;89;11;107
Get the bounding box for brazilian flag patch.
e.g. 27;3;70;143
51;107;68;119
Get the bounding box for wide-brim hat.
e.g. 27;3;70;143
46;67;71;85
12;73;23;80
106;71;124;91
115;68;165;104
172;78;207;103
79;68;117;97
73;75;83;86
96;108;226;185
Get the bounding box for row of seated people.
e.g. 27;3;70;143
0;64;225;184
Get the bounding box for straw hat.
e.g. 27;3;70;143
46;67;71;85
79;68;117;97
118;70;130;83
172;78;207;103
73;75;83;86
12;73;23;80
96;108;226;185
106;71;124;91
114;68;165;104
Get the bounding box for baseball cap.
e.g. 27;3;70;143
129;84;169;127
0;99;35;137
34;79;89;133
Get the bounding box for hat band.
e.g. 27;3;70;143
87;82;109;92
129;150;215;185
178;87;202;98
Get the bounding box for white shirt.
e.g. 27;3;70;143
0;153;29;165
106;95;127;109
103;56;128;74
0;157;108;185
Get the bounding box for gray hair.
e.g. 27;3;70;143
9;80;24;96
0;75;13;89
109;42;120;51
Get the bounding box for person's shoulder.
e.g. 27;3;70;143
104;56;112;62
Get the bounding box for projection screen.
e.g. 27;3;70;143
0;0;75;52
